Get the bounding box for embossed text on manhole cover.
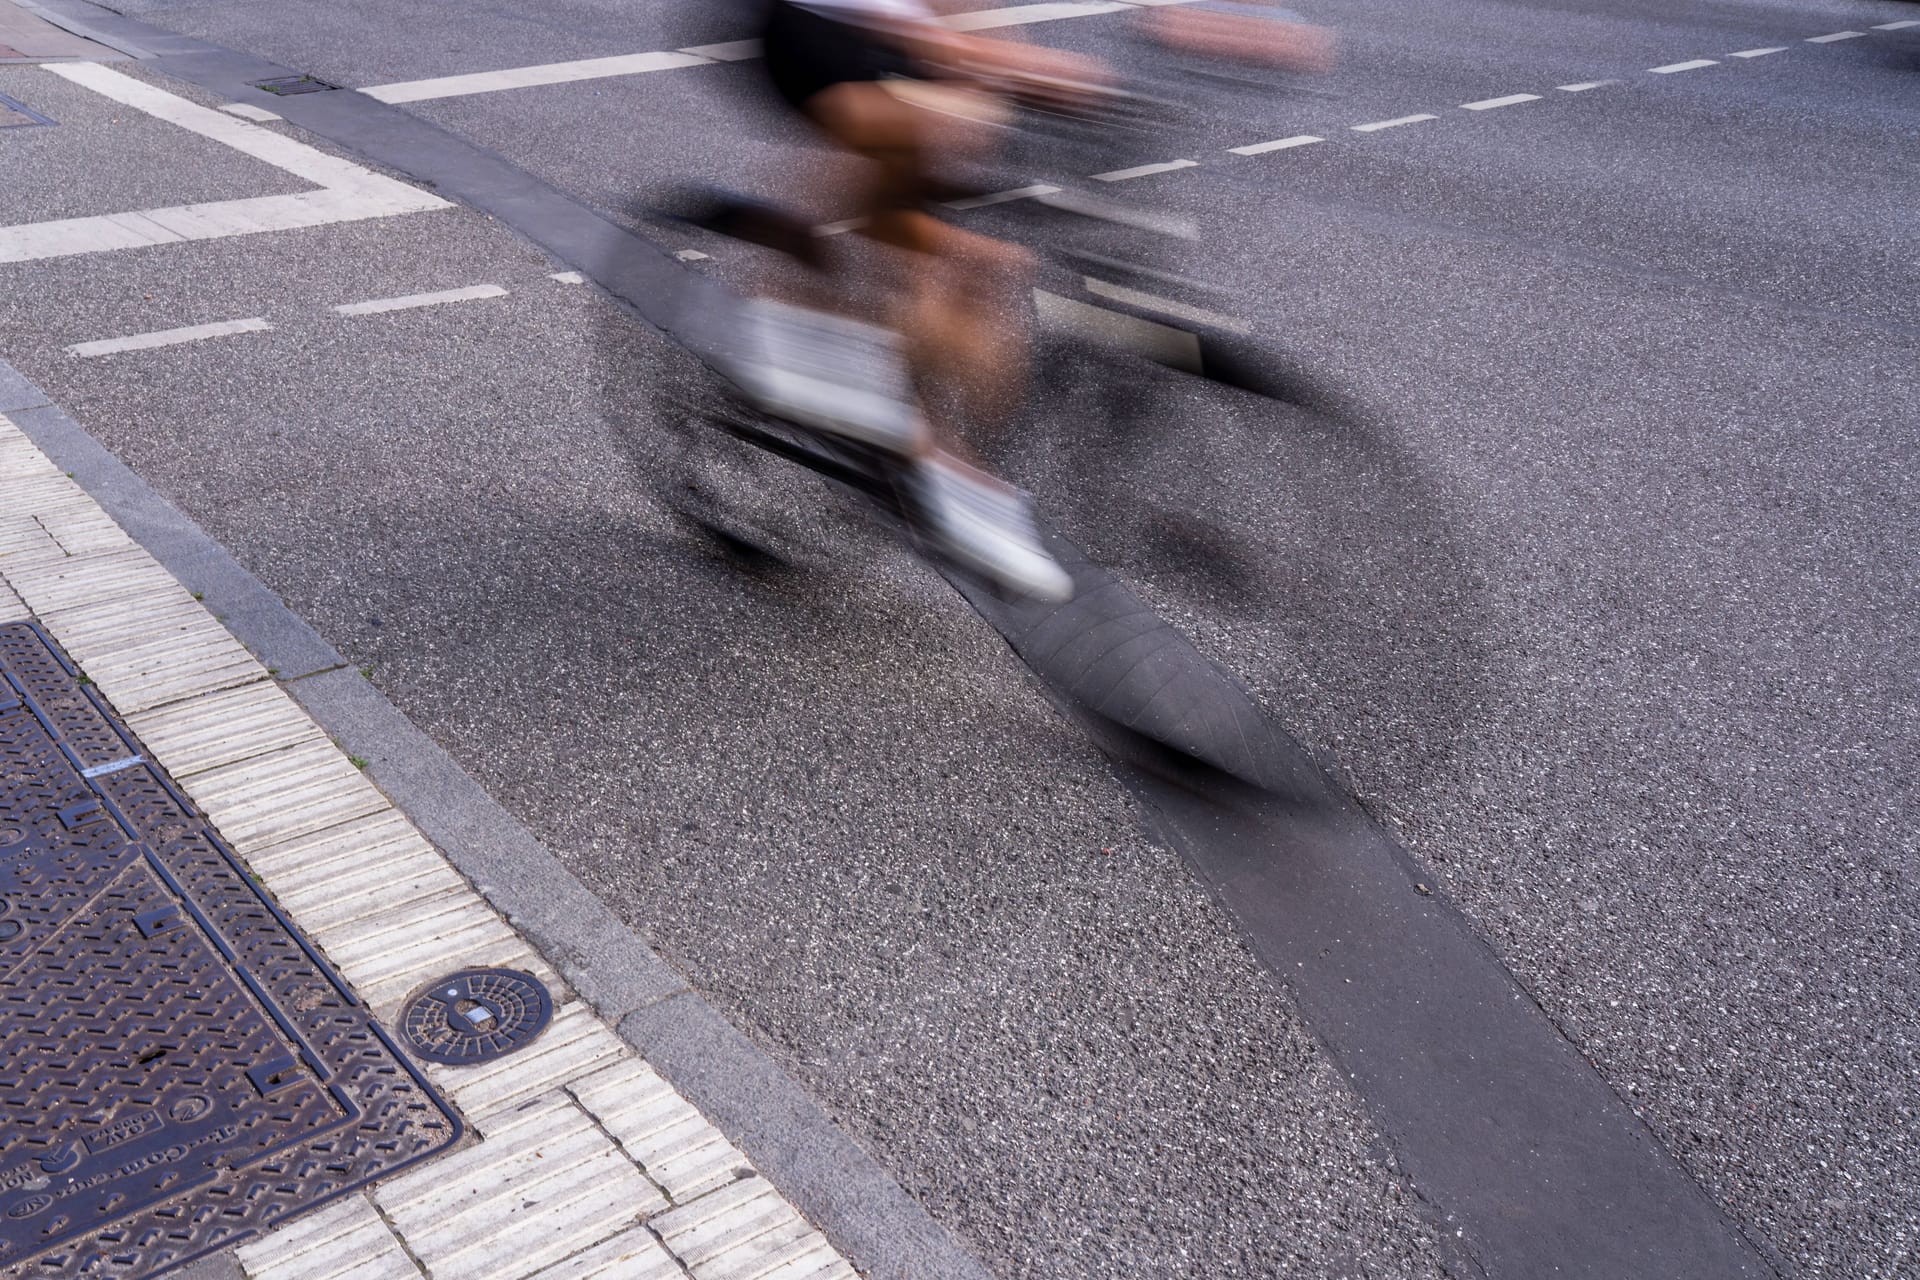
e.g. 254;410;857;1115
400;968;553;1064
0;622;460;1278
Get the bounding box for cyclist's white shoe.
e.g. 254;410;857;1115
723;299;928;455
913;454;1074;603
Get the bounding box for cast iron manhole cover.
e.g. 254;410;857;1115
400;969;552;1064
0;623;460;1278
249;75;338;96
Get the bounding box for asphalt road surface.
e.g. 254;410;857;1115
2;1;1915;1277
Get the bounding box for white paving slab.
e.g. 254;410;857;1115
236;1194;421;1280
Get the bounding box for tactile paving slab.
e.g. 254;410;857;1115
0;623;460;1277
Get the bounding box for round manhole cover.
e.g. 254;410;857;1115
399;968;552;1064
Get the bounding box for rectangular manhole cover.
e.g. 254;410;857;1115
249;75;338;96
0;92;55;128
0;623;460;1277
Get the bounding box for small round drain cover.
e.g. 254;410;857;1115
399;968;552;1064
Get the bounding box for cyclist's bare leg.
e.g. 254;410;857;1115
804;79;1033;453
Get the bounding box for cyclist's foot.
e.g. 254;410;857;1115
912;453;1074;603
722;299;929;454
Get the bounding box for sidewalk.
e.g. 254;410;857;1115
0;384;870;1277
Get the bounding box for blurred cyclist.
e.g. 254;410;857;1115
721;0;1107;601
720;0;1332;601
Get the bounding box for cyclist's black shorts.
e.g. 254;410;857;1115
760;1;915;112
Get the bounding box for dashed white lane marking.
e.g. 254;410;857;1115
1227;134;1322;156
1557;80;1615;91
331;284;507;316
1649;58;1717;73
2;64;447;264
1460;92;1540;110
673;249;710;261
1090;158;1198;181
1875;20;1920;30
363;50;709;104
549;270;585;284
1729;47;1786;58
1805;31;1864;43
942;183;1062;210
220;102;282;121
1351;113;1437;132
67;317;271;358
814;217;867;237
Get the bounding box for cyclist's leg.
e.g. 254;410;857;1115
805;79;1035;447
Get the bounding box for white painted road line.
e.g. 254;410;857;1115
2;64;448;264
1875;20;1920;30
1228;134;1322;156
942;183;1061;210
677;39;761;60
549;270;585;284
1083;277;1250;334
945;1;1128;31
1460;92;1541;111
332;284;508;316
363;50;710;104
1729;47;1786;58
220;102;282;121
1091;158;1198;182
67;317;271;359
673;249;710;262
1649;59;1717;73
1351;113;1437;133
358;1;1195;103
1557;80;1615;92
1805;31;1864;43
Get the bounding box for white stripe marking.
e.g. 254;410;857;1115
942;183;1061;210
68;318;271;359
673;249;710;262
2;65;448;264
1729;47;1786;58
221;103;282;121
363;51;711;104
1090;158;1198;182
946;2;1129;32
1649;59;1717;73
1460;93;1540;111
1227;134;1322;156
357;2;1179;103
677;39;762;61
1874;20;1920;30
549;271;585;284
1351;114;1437;133
1805;31;1863;43
814;218;867;237
1557;80;1615;92
1083;277;1250;334
332;284;508;316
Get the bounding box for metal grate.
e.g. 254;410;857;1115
249;75;338;96
0;623;460;1278
400;968;552;1065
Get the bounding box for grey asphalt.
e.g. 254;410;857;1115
2;2;1916;1279
0;63;307;222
